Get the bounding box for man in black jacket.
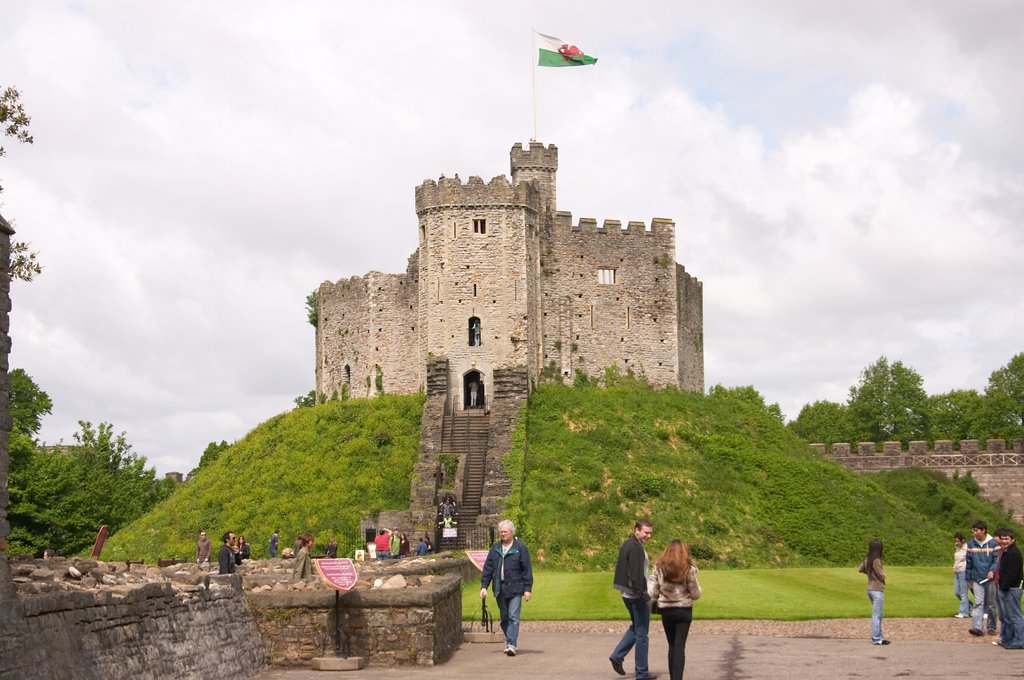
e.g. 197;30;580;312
610;519;657;680
995;528;1024;648
218;532;236;575
480;519;533;656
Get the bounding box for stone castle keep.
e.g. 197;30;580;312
315;142;704;409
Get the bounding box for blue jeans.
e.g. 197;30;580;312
954;572;969;616
868;590;885;643
611;596;651;678
997;588;1024;647
971;580;998;631
496;594;523;647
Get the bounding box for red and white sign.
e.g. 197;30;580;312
314;558;359;591
466;550;490;572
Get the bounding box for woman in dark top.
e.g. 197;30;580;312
237;535;250;563
326;537;338;558
399;533;410;558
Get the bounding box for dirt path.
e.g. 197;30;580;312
524;617;995;643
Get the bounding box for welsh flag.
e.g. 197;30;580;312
536;32;598;67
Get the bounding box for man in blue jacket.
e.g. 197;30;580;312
480;519;533;656
966;519;1000;636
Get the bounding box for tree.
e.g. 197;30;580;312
7;368;52;471
7;421;173;556
198;440;230;469
708;384;785;423
926;389;984;442
306;290;318;327
788;400;853;445
1;85;42;281
0;86;33;158
847;356;929;444
977;353;1024;440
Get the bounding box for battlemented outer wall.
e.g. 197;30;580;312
539;212;684;387
415;175;540;405
676;264;704;391
316;254;421;399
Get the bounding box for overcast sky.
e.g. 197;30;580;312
2;2;1022;475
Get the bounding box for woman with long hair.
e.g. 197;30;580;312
648;540;702;680
858;538;889;645
292;533;315;580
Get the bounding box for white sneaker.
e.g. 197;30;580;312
955;614;968;618
505;646;517;657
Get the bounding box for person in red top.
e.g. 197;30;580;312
374;529;392;560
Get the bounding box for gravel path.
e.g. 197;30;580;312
522;617;996;643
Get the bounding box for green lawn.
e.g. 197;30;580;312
464;567;956;622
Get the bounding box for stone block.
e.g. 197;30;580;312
311;656;365;671
831;443;851;456
909;441;928;454
858;442;876;456
961;440;980;454
935;440;954;453
987;439;1006;453
809;443;826;456
882;441;901;455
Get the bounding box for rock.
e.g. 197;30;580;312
30;568;56;581
372;578;384;589
101;574;117;586
67;566;83;580
381;574;407;590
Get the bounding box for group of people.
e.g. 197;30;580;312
857;519;1024;650
952;520;1024;648
478;517;700;680
195;530;250;575
373;528;432;559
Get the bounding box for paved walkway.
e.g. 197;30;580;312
252;627;1024;679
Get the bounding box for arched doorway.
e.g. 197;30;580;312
463;370;485;410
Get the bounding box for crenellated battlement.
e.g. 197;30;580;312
510;141;558;171
551;211;675;237
415;173;541;214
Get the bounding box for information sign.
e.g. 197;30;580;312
314;558;358;591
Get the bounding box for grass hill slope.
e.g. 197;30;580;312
102;394;424;561
503;383;1020;570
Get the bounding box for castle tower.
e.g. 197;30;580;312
414;173;542;410
510;142;558;214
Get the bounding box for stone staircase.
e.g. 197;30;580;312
441;412;490;526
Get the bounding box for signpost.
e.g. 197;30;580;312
89;525;109;559
466;550;489;573
314;559;359;662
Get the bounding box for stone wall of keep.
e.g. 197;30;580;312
0;566;262;680
539;212;683;387
316;254;421;399
415;175;539;406
247;572;462;668
676;264;704;392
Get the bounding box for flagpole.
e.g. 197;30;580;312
531;29;537;142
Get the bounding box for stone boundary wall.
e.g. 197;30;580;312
813;438;1024;457
818;438;1024;519
247;572;462;668
1;565;262;680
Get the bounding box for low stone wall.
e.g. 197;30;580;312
0;557;262;680
247;571;463;667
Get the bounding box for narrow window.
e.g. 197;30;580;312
589;305;594;329
598;268;616;285
468;317;482;346
473;218;487;234
626;307;631;329
473;283;478;297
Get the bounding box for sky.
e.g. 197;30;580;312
1;1;1022;475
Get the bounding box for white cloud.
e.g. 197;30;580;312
1;1;1022;473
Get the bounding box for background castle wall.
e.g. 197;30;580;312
539;212;683;387
316;255;421;400
676;264;705;392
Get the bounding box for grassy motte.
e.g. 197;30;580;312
502;383;1020;570
103;395;424;561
